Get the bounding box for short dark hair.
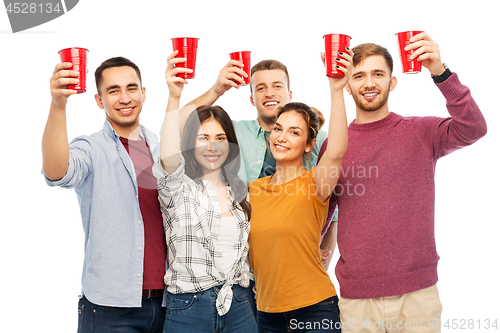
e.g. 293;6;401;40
352;43;394;75
94;57;142;95
250;59;290;93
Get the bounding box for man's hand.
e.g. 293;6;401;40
405;32;446;77
50;62;79;110
212;60;248;97
320;249;332;269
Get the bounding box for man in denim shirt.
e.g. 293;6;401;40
42;57;166;332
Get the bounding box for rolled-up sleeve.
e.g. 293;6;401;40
43;136;93;189
153;154;186;208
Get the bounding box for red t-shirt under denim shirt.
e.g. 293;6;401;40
120;137;166;290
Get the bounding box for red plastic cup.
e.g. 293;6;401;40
171;37;199;79
229;51;251;85
58;47;89;93
396;31;423;74
323;34;351;78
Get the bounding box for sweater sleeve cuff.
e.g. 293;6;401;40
434;72;465;100
432;68;452;83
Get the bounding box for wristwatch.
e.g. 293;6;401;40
431;63;452;83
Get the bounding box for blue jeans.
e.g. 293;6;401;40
246;280;257;317
257;296;341;333
163;285;258;333
78;295;165;333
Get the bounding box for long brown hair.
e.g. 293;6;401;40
181;105;251;220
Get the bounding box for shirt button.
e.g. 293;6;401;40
138;273;142;277
139;247;143;251
258;160;262;164
138;220;142;224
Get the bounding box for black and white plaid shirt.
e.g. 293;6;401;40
153;156;250;316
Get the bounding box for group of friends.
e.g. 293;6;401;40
42;32;487;333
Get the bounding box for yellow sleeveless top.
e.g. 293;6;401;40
248;168;336;313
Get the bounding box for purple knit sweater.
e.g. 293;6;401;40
318;73;487;299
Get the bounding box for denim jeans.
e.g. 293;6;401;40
257;296;341;333
246;279;257;317
78;295;165;333
163;284;258;333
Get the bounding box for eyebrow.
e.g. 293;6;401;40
256;81;285;87
275;123;303;132
353;69;387;77
197;133;227;137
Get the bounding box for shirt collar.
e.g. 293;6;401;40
251;118;266;139
102;119;147;141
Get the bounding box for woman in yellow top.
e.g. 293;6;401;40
248;49;353;332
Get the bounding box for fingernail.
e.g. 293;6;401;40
336;57;340;61
336;65;340;68
339;52;344;55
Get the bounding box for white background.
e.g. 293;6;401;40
1;0;499;331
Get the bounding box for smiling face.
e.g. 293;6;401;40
94;66;145;137
269;111;314;165
346;55;397;120
250;69;293;130
194;118;230;173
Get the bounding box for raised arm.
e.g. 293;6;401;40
406;33;487;153
185;59;247;108
175;60;247;135
42;62;80;180
313;48;353;203
160;51;193;174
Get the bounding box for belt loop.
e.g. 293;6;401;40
147;289;152;299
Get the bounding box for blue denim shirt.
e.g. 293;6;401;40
43;120;160;307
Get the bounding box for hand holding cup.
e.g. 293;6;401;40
50;62;80;109
212;59;248;97
165;50;193;99
321;47;353;92
402;32;445;76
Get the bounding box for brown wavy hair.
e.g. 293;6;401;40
276;102;325;157
181;105;251;220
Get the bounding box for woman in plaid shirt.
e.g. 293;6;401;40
153;52;257;333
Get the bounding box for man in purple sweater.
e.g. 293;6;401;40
318;33;487;332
